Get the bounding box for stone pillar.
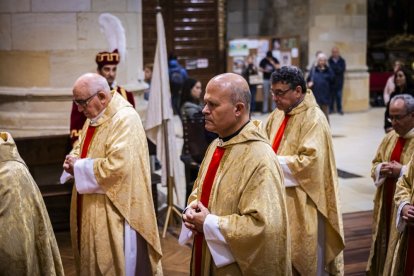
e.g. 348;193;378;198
0;0;146;137
308;0;369;112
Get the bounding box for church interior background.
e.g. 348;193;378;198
1;0;414;274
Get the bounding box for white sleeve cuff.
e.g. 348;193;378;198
400;165;407;178
60;170;73;184
374;163;386;187
178;222;193;245
203;214;235;267
277;156;299;187
396;201;410;232
74;158;105;194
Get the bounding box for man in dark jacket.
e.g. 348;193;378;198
328;46;346;115
168;54;188;114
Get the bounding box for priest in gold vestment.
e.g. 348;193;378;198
0;132;64;276
265;66;344;275
366;94;414;275
387;154;414;275
180;73;291;275
62;73;162;275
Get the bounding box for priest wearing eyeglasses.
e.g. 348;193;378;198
62;73;162;275
69;50;135;146
367;94;414;275
265;66;345;275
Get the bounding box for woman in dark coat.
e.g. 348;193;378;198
307;52;334;122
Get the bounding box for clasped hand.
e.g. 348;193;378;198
380;161;402;178
63;155;79;176
182;201;210;234
402;204;414;227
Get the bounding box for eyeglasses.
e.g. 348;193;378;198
387;113;410;123
271;87;292;97
73;92;99;107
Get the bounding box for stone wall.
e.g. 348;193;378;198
0;0;143;88
0;0;147;137
308;0;369;112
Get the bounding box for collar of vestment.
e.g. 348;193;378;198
217;120;269;147
219;120;250;142
286;89;318;116
402;127;414;139
89;91;133;127
0;132;26;165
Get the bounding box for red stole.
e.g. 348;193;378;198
272;115;291;154
77;125;96;251
383;137;406;246
194;146;225;276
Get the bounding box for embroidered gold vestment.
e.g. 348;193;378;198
70;92;162;275
0;132;64;276
265;91;345;275
188;120;292;275
386;155;414;275
367;130;414;275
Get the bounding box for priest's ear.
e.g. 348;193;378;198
98;90;111;103
234;102;247;116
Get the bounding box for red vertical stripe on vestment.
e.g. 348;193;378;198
194;146;225;276
383;137;406;246
272;115;291;154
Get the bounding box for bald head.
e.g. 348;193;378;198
72;73;112;119
207;73;251;112
331;46;340;58
203;73;251;137
73;73;110;96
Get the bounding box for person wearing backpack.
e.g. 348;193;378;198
169;54;188;114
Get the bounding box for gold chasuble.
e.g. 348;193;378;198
188;120;291;276
69;92;162;275
386;155;414;276
0;132;64;276
265;90;345;275
367;130;414;276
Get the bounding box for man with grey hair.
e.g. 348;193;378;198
180;73;291;275
367;94;414;275
61;73;162;275
266;66;344;275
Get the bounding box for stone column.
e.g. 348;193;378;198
308;0;369;112
0;0;146;137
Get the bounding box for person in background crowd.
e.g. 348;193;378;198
180;73;291;275
144;63;153;101
180;78;203;120
168;53;188;115
307;52;334;122
69;49;135;146
0;132;64;276
328;46;346;115
383;60;404;105
266;66;345;275
366;94;414;275
242;54;259;113
259;50;280;113
384;67;414;132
